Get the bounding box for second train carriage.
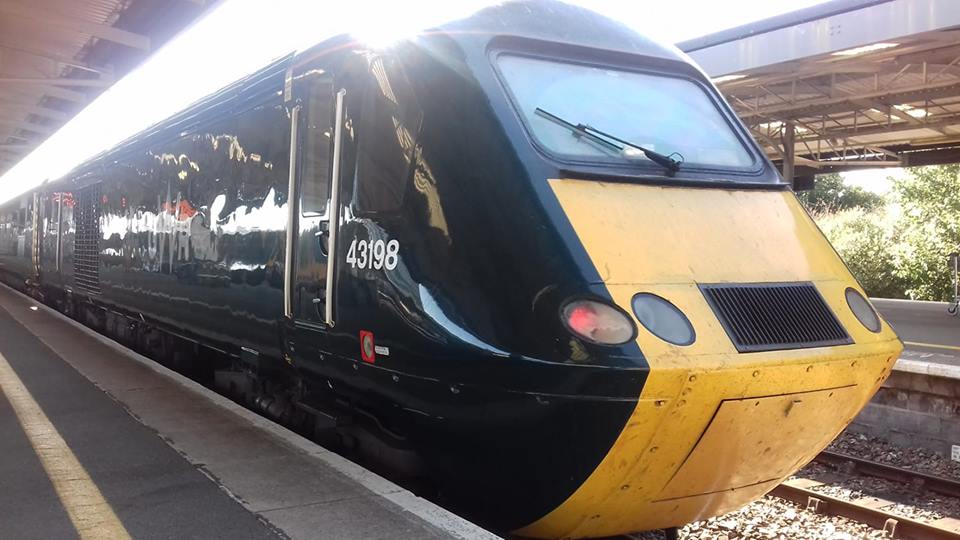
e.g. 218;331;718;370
0;2;902;537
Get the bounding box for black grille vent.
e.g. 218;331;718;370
701;282;850;352
74;184;101;294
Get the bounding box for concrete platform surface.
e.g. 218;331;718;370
873;298;960;367
0;284;498;540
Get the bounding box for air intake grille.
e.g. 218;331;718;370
701;282;850;352
74;184;101;294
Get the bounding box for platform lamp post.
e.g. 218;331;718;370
949;252;959;315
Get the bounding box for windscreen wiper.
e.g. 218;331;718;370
535;107;683;176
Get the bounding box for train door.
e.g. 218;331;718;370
38;191;64;287
284;65;346;328
30;192;41;279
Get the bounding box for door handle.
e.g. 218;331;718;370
315;220;330;257
313;220;329;237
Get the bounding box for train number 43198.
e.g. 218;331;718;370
346;238;400;270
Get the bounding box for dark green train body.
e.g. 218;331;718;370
0;2;902;538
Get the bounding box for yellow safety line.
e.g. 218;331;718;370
905;341;960;352
0;351;131;540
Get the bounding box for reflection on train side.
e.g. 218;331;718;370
89;100;292;356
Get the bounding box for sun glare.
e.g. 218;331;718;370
0;0;830;204
0;0;490;204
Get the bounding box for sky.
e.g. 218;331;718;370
583;0;831;43
0;0;836;203
843;168;905;195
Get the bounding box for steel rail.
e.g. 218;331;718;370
772;479;960;539
815;450;960;499
593;450;960;538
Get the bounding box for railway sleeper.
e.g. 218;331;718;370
774;480;960;539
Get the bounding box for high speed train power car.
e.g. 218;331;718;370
0;1;902;537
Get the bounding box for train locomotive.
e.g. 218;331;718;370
0;1;902;537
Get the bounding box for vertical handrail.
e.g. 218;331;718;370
284;104;301;319
32;192;40;276
324;89;346;327
55;192;63;273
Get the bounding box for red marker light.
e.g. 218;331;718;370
562;299;636;345
566;304;598;336
359;330;376;363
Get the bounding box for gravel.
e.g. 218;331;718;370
827;431;960;480
799;460;960;522
629;494;883;539
624;429;960;539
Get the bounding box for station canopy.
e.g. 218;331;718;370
680;0;960;181
0;0;212;177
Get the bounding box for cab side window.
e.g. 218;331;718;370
356;55;423;214
299;77;334;216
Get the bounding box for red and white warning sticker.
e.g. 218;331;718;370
360;330;376;363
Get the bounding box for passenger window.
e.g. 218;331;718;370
356;55;423;214
300;77;334;216
235;102;289;206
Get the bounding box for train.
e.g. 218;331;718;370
0;1;903;537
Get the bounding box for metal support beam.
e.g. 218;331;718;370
753;131;785;159
737;80;960;121
683;0;960;77
0;119;55;135
782;121;796;183
792;114;960;144
0;77;112;88
794;156;824;168
0;1;150;51
0;101;71;122
32;85;88;104
0;144;32;152
853;98;948;135
0;41;113;76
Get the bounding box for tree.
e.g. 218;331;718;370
894;220;953;301
816;208;907;299
798;172;884;213
891;165;960;301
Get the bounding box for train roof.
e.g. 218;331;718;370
42;1;691;191
434;0;687;62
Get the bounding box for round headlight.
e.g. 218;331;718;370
631;293;696;346
845;287;881;333
561;299;636;345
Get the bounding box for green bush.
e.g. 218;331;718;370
889;165;960;300
813;208;907;299
801;166;960;301
798;172;884;213
892;219;955;301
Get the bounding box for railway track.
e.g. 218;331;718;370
768;450;960;539
815;450;960;499
608;448;960;539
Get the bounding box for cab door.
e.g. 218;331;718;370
284;65;346;327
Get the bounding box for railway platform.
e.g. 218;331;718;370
849;298;960;457
0;284;497;540
873;298;960;368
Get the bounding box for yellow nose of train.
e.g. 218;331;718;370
518;179;902;539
